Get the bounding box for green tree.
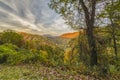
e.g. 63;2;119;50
0;30;24;47
49;0;105;66
104;0;120;56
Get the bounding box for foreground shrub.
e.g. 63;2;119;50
0;43;18;64
0;43;59;66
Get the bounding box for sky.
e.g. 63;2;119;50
0;0;74;36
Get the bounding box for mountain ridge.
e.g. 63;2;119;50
60;29;84;39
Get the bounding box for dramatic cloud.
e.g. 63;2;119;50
0;0;73;36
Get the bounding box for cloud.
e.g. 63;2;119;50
0;0;73;36
48;17;74;35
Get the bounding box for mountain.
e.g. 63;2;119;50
43;30;85;49
60;32;79;39
19;32;70;49
19;32;58;48
60;29;85;39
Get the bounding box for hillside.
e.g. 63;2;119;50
18;31;84;49
19;32;59;48
19;32;71;50
60;32;79;39
60;30;84;39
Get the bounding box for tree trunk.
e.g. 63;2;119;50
113;32;117;56
80;0;98;66
86;25;97;66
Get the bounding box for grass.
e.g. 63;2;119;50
0;64;120;80
0;64;98;80
0;64;44;80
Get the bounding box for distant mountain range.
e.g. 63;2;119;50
18;32;70;49
18;30;85;49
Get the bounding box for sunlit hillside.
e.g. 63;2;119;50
60;32;79;39
19;32;55;46
60;30;84;39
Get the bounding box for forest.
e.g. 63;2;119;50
0;0;120;80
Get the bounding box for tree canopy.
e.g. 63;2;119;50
0;30;24;47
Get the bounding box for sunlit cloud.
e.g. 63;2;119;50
0;0;73;36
